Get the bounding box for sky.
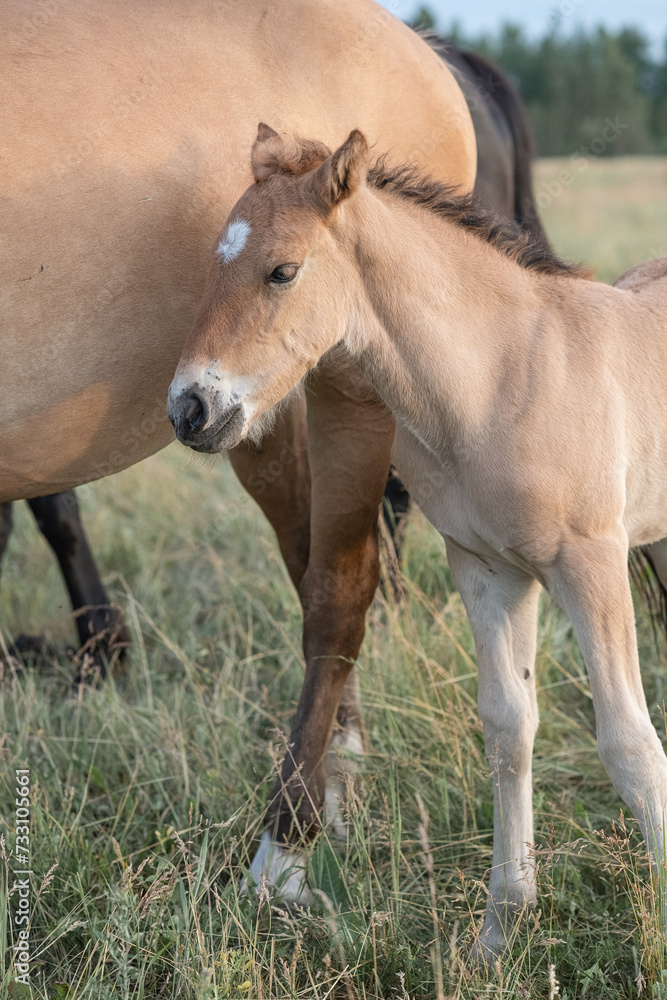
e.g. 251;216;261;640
376;0;667;50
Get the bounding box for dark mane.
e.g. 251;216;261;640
367;159;589;279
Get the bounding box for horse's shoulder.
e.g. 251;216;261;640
613;257;667;292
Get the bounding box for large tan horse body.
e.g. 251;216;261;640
169;127;667;957
3;0;475;899
2;0;473;499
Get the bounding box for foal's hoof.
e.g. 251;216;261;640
243;830;314;906
467;933;502;969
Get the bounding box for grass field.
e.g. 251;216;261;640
1;157;667;999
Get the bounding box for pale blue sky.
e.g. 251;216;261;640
376;0;667;51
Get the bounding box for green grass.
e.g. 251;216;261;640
2;158;667;998
534;156;667;282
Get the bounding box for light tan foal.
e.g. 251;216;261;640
168;127;667;958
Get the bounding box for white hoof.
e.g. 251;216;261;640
325;719;365;838
245;830;314;905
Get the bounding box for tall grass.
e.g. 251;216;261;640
1;159;667;998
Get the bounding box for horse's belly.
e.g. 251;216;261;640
624;488;667;550
623;434;667;548
390;423;498;555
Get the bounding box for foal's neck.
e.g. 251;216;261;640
343;188;557;454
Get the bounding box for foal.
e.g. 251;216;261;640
169;126;667;956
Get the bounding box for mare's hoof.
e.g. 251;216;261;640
71;614;131;686
468;933;503;969
11;633;56;658
71;653;107;689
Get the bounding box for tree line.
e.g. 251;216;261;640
411;8;667;156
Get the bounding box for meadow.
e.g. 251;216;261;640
1;157;667;999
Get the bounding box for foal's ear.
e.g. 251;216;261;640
251;124;285;182
308;130;370;211
251;123;331;182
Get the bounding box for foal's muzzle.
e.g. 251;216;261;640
167;386;245;452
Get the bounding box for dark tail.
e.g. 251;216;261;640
381;467;411;563
455;47;549;243
629;547;667;647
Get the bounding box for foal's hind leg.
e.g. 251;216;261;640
27;491;130;680
546;533;667;930
445;539;541;960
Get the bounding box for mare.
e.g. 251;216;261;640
1;0;475;880
0;38;543;668
168;126;667;958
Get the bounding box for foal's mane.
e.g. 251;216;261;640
367;159;589;279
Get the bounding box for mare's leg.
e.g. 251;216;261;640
274;359;393;840
27;491;129;680
445;539;541;959
546;533;667;926
0;504;12;658
228;394;311;590
233;361;394;897
229;396;318;899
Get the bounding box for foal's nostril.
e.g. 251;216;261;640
183;391;209;433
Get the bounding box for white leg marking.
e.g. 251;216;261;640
245;830;314;905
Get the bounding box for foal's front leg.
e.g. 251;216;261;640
445;539;541;959
546;534;667;928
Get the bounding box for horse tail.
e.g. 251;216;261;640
629;547;667;646
455;48;549;243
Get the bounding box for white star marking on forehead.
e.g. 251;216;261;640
216;219;251;263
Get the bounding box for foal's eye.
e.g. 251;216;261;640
268;264;299;285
